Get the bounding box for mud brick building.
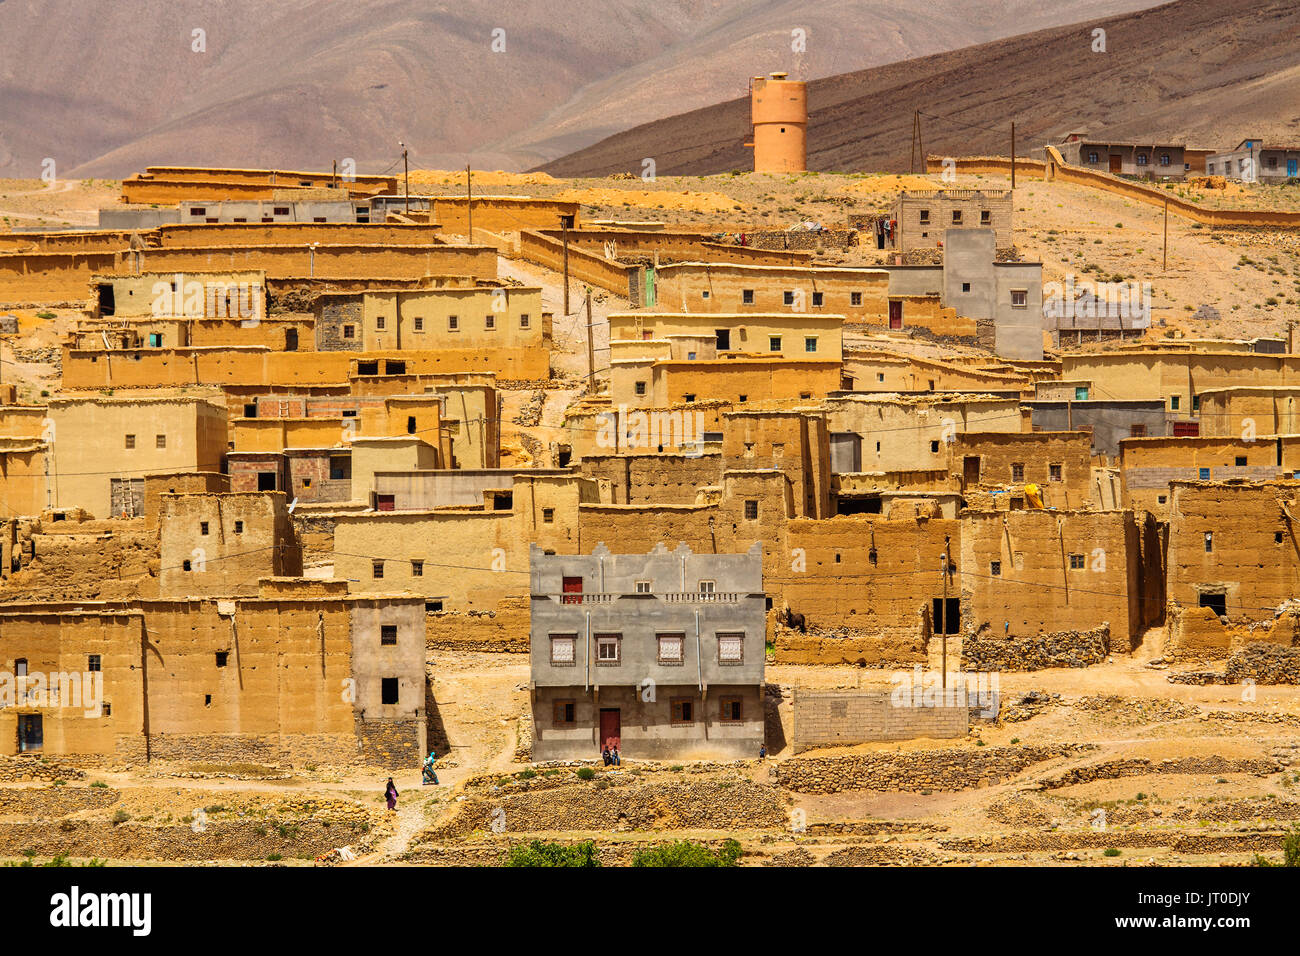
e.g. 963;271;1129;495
529;542;766;761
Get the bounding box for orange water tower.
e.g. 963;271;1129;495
749;72;807;173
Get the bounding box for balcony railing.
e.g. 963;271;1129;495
539;591;743;604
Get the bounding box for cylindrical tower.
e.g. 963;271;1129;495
750;72;807;173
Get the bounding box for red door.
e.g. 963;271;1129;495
562;576;583;604
888;300;903;329
599;708;621;750
376;494;395;512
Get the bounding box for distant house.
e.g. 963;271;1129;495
1205;139;1300;182
529;542;766;761
1053;131;1187;180
889;189;1013;254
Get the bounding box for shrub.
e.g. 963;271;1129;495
517;769;537;780
1103;848;1121;857
576;767;596;781
503;840;601;867
89;780;107;788
111;810;130;825
632;839;742;867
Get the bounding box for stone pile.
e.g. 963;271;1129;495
963;625;1109;671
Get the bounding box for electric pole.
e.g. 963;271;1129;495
940;538;951;690
466;164;473;243
400;143;409;214
1011;122;1016;189
585;290;595;393
1163;196;1169;272
562;217;571;315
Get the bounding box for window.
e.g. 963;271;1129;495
1235;456;1247;466
783;291;795;306
200;521;209;535
102;701;111;716
1075;386;1090;401
671;698;695;724
381;678;399;704
182;560;192;572
156;434;166;449
767;335;780;351
657;633;684;664
519;313;531;329
373;561;384;579
233;521;244;534
742;290;754;304
812;292;824;307
961;282;971;292
550;635;576;665
720;697;743;722
343;324;355;339
1087;151;1099;164
273;206;290;216
448;315;459;331
877;372;885;383
919;209;930;224
634;381;646;396
1204;532;1213;553
215;651;228;668
717;633;744;664
851;292;863;307
553;700;576;725
805;336;818;353
684;393;696;403
635;581;652;594
930;440;940;453
744;500;758;520
951;210;963;224
698;580;716;594
1129;423;1147;437
1011;463;1025;482
990;561;1001;576
485;315;495;330
413;316;423;331
376;315;386;330
1171;395;1181;411
191;207;206;216
411;560;423;576
87;655;101;673
1069;553;1085;570
125;434;135;449
701;290;710;299
1049;463;1063;481
1160;153;1171;166
596;634;621;663
1199;467;1210;480
980;210;991;224
1136;154;1149;166
1157;495;1167;505
1010;290;1028;308
381;625;397;645
542;508;554;524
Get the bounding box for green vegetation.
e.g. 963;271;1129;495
503;840;601;867
576;767;596;781
5;851;105;868
632;839;742;867
1103;848;1122;858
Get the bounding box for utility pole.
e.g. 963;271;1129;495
466;164;473;243
1011;122;1016;189
940;539;950;690
585;290;595;393
562;217;572;315
401;143;409;214
911;110;918;174
332;159;337;189
1162;196;1169;272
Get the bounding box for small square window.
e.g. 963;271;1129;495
125;434;136;449
102;701;111;716
373;561;384;578
200;521;209;535
634;382;646;396
381;625;398;645
850;292;862;306
671;698;695;724
542;508;554;523
215;651;228;667
1235;456;1247;466
990;561;1001;576
930;440;940;453
520;313;530;328
919;209;930;224
962;282;971;292
1199;467;1210;480
485;315;495;330
657;633;684;663
744;500;758;520
596;634;621;663
1011;463;1025;482
1010;290;1028;308
951;210;963;224
550;635;576;665
805;336;817;353
1204;532;1213;553
1069;553;1085;570
717;633;744;664
448;315;459;331
1049;463;1063;481
769;336;782;352
720;697;743;722
413;316;423;331
342;325;356;339
635;581;652;594
1171;396;1181;411
783;291;795;306
811;292;824;307
742;290;754;304
701;290;710;299
553;700;576;725
381;677;399;704
376;316;386;330
233;521;244;534
411;560;423;576
87;654;101;672
980;210;991;224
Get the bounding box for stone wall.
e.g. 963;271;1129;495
962;624;1110;671
793;689;967;751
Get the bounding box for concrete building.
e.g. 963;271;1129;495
891;189;1013;254
1206;139;1300;182
528;542;766;760
1026;399;1169;457
1053;132;1188;179
749;72;806;174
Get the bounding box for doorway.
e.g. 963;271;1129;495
599;708;621;750
1109;155;1123;174
715;329;731;351
963;456;981;486
18;714;42;752
888;301;903;330
1199;592;1227;617
932;597;960;635
562;576;583;604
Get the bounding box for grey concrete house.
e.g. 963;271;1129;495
1026;399;1169;457
883;229;1043;361
1206;139;1300;182
529;542;766;761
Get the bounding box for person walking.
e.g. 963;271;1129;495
385;777;399;811
422;750;439;786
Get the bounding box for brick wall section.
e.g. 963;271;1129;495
793;689;967;751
